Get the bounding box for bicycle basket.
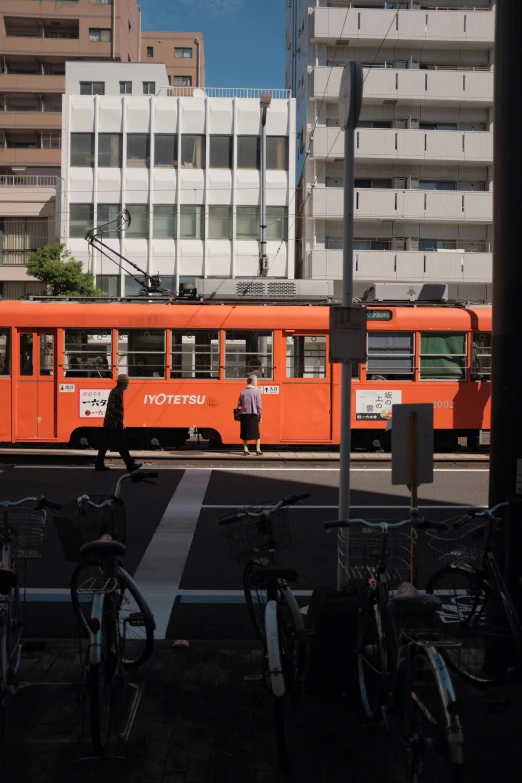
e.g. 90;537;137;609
343;527;412;585
219;503;291;561
8;509;46;559
54;497;126;564
426;521;486;568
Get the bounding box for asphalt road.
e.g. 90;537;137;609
0;461;488;641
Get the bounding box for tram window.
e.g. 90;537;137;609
420;333;466;380
118;330;165;379
64;330;112;378
367;332;414;380
20;334;33;377
225;331;273;379
286;336;326;378
472;332;491;381
0;330;10;375
40;333;54;376
171;331;219;379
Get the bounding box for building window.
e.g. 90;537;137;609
419;181;457;191
0;330;10;376
180;205;204;239
367;332;414;381
97;204;122;237
90;0;113;4
286;336;326;378
70;133;94;167
126;134;150;167
40;131;61;149
153;205;177;239
209;136;233;169
208;206;233;240
171;331;219;379
97;275;121;298
225;331;273;379
419;239;457;252
237;136;260;169
89;29;112;42
120;81;132;95
146;46;154;58
175;47;193;58
266;137;289;170
64;330;112;377
174;76;192;87
355;178;392;189
98;133;122;167
180;135;205;169
154;134;178;167
143;81;156;95
118;330;165;378
69;204;94;238
472;332;491;381
0;218;48;266
236;206;259;240
353;239;390;251
266;207;288;241
80;82;105;95
125;205;149;239
420;333;467;380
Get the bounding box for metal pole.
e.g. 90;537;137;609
260;109;267;277
489;0;522;612
337;122;355;590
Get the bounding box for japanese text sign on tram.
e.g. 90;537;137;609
329;306;367;364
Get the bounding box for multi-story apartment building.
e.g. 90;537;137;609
287;0;495;302
141;32;205;90
61;63;296;297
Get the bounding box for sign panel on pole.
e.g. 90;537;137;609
329;306;367;363
391;403;434;486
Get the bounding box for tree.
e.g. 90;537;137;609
26;243;101;297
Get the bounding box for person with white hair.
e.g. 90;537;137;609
238;374;263;456
95;374;142;472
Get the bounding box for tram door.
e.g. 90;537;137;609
281;333;332;442
15;329;57;440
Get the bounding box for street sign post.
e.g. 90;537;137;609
336;61;364;591
391;403;434;584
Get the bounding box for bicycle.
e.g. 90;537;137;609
219;493;311;765
1;494;62;707
60;470;158;754
324;511;464;783
425;501;522;685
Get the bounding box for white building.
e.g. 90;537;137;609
287;0;495;302
60;62;296;296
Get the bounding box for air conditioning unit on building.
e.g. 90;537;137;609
395;61;408;69
466;242;481;252
410;0;421;8
391;237;406;251
409;60;420;70
393;177;406;189
406;237;419;251
392;118;407;129
408;176;419;188
408;118;420;129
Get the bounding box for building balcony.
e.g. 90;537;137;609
0;74;65;93
310;7;494;47
0;112;62;130
312;127;492;164
0;148;61;166
311;187;492;223
307;249;492;283
310;67;493;107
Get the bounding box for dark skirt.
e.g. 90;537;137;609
240;413;260;441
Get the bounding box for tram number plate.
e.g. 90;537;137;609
259;386;279;395
433;401;454;409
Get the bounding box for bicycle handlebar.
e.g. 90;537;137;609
323;515;448;532
0;495;63;511
219;492;311;526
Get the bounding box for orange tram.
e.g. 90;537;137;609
0;300;491;451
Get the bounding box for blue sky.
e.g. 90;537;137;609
141;0;286;88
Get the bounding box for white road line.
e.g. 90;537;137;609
133;469;212;640
13;465;489;473
202;504;476;510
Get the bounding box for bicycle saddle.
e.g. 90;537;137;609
250;565;298;584
80;539;127;560
0;567;18;593
387;582;442;616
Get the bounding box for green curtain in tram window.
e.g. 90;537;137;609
420;333;466;379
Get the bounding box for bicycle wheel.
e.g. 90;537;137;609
404;650;463;783
71;562;154;670
87;595;112;755
243;561;267;643
426;566;514;684
265;600;290;766
357;593;385;721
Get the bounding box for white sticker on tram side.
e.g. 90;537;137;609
59;384;75;393
259;386;279;395
79;389;109;418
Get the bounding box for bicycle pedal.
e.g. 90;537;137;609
127;612;147;627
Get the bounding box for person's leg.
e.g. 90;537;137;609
117;431;135;469
242;438;250;455
256;438;262;455
95;429;110;470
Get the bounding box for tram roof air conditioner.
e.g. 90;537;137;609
198;279;334;301
362;283;449;303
